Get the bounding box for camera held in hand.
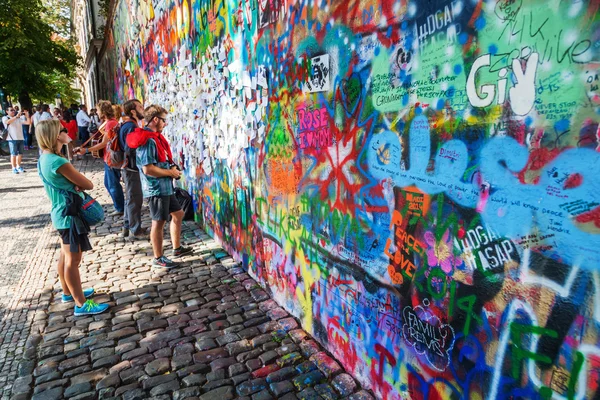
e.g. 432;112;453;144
170;164;182;180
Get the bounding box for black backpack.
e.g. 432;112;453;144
88;119;98;134
174;188;194;220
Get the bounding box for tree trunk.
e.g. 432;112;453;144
18;90;33;112
0;87;8;112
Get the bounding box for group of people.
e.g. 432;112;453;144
1;103;105;173
35;100;192;316
1;104;50;173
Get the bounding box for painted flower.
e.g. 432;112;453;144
424;230;462;274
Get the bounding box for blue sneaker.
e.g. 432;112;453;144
152;255;178;269
62;288;95;303
74;300;109;316
17;166;25;173
12;168;18;174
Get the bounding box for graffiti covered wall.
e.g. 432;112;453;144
110;0;600;398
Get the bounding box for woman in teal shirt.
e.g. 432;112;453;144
36;120;109;316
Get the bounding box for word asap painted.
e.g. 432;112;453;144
368;114;600;271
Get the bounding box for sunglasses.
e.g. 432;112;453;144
156;116;166;123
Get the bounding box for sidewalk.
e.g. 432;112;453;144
4;153;373;400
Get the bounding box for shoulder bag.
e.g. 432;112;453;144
37;160;105;226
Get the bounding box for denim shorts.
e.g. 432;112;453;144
8;140;24;155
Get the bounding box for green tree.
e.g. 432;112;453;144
41;0;72;39
0;0;79;110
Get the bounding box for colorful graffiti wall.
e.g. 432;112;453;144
110;0;600;397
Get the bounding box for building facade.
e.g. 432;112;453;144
70;0;106;107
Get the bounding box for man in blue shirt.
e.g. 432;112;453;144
134;105;192;268
119;99;147;239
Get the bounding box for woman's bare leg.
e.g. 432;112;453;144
61;243;85;306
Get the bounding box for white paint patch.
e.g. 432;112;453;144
407;2;416;17
568;1;583;17
564;30;579;47
443;63;452;76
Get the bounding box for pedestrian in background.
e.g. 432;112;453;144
120;99;148;239
77;100;125;216
113;104;123;124
68;103;79;120
32;105;42;126
36;119;109;316
61;111;78;159
20;108;32;150
2;107;31;173
127;105;192;268
40;104;52;121
76;104;91;144
89;108;100;128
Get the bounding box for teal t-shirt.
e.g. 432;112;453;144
39;153;84;229
136;138;174;198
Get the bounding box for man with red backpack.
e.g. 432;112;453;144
127;105;192;268
119;99;148;239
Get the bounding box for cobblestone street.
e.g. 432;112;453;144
1;151;372;400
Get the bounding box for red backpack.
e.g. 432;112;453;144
104;123;125;168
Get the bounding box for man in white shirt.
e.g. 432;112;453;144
2;107;31;174
76;104;91;143
40;104;52;121
30;105;42;149
32;105;42;126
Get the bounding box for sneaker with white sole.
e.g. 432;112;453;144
12;168;18;174
62;288;95;303
172;246;193;257
17;166;25;173
152;255;178;269
74;300;109;316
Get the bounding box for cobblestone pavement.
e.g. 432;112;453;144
0;148;64;399
5;154;374;400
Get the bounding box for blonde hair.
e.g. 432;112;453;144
35;120;64;157
113;104;123;118
97;100;115;119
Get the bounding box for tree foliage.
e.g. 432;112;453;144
0;0;79;108
41;0;72;39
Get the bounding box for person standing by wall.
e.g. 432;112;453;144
36;120;109;316
119;99;148;239
2;107;31;173
76;100;125;216
127;105;192;268
76;104;91;144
